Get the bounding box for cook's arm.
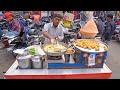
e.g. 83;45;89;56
42;24;54;39
43;32;54;39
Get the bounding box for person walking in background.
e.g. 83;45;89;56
23;11;31;19
32;11;41;23
99;11;106;23
101;14;116;62
102;16;106;23
88;11;94;20
73;11;77;20
80;11;88;27
99;11;105;17
96;16;105;37
77;11;81;19
80;11;88;21
102;14;116;45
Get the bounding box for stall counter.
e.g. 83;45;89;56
4;60;112;79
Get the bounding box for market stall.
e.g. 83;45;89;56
4;18;112;79
4;60;112;79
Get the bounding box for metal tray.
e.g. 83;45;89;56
74;39;109;53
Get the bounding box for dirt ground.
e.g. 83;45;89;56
0;43;15;79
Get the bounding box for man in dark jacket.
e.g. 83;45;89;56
102;14;115;44
101;14;116;62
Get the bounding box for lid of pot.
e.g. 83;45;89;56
17;55;31;60
34;56;40;59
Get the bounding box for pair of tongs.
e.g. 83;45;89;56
51;37;59;44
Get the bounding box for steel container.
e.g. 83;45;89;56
17;55;31;69
31;56;42;69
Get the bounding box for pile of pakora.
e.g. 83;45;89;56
75;40;108;51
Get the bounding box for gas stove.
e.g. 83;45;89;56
43;55;65;69
47;55;62;60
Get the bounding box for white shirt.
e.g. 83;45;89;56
42;22;64;44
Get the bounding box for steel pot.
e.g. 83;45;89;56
31;56;42;69
17;55;31;69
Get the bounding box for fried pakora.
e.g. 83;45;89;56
75;40;100;51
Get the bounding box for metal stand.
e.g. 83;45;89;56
4;60;112;79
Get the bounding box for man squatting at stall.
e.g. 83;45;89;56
42;13;64;44
6;14;21;36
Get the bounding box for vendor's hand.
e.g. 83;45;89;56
54;36;58;39
50;36;54;40
55;35;60;39
57;35;61;40
50;38;55;44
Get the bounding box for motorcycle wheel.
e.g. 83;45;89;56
112;36;116;40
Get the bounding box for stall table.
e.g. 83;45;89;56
4;60;112;79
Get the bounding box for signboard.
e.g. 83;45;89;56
88;54;96;66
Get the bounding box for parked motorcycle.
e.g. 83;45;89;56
1;33;26;57
0;19;8;35
23;17;50;46
22;21;43;46
63;19;82;44
39;16;51;30
112;25;120;41
115;25;120;42
0;19;7;29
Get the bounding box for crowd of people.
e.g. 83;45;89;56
0;11;118;61
0;11;118;43
0;11;41;38
0;11;118;42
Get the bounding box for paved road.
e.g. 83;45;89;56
106;40;120;79
0;40;120;79
0;44;15;79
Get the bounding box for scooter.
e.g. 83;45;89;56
25;29;42;46
1;31;27;57
114;25;120;41
63;20;82;44
0;19;8;35
23;21;43;46
115;31;120;42
38;16;51;31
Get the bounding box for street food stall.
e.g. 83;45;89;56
4;18;112;79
